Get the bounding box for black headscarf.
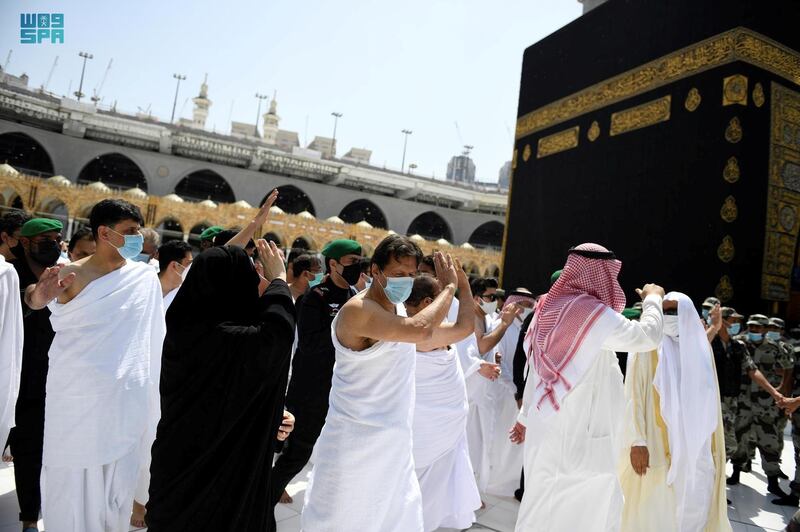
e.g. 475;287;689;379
147;245;295;531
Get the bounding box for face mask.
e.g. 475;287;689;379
663;315;680;338
107;228;144;260
702;308;710;320
519;307;533;322
131;253;151;263
748;332;763;343
766;331;781;341
479;299;498;316
29;239;62;267
308;272;324;288
379;273;414;304
339;262;362;286
727;323;741;336
174;262;190;282
365;277;372;289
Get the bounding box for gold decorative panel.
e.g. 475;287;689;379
725;117;743;143
587;121;600;141
684;88;701;112
723;157;741;183
715;275;734;303
762;83;800;301
522;144;532;162
753;82;766;108
515;28;800;140
536;126;580;159
610;96;671;137
720;196;738;222
717;235;735;263
723;75;749;106
511;148;518;169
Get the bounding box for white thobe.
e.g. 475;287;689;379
42;261;165;532
302;305;423;532
485;318;524;496
0;255;22;447
515;294;663;532
413;347;480;531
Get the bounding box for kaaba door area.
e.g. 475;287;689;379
502;0;800;320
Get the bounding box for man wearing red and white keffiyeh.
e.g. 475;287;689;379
511;243;665;532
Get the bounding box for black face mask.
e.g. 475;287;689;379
339;262;362;286
29;240;61;267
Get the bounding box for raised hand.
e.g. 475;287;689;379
435;252;458;288
509;422;526;444
277;410;295;442
256;239;286;282
255;189;279;225
499;302;522;326
453;258;470;291
635;283;665;300
27;264;75;310
478;361;501;381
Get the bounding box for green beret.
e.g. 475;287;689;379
199;226;223;241
550;269;563;286
322;239;362;260
622;308;642;320
20;218;63;237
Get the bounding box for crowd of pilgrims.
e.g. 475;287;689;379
1;191;800;532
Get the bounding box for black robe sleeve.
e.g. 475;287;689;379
513;312;535;401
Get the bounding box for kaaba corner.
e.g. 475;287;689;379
502;0;800;318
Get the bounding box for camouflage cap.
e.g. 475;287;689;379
746;314;769;326
721;307;744;320
769;317;786;329
702;296;721;309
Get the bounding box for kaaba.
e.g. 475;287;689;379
502;0;800;320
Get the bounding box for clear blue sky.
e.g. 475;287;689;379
0;0;581;182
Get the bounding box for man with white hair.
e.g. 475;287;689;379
511;243;664;532
620;292;731;532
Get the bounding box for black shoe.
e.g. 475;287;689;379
742;459;752;473
514;488;524;502
768;475;790;498
727;467;741;485
772;494;800;506
780;469;790;480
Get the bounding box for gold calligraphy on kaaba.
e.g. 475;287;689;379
720;196;738;222
511;149;518;169
725;117;743;143
522;144;532;162
610;96;671;137
762;83;800;301
723;75;749;106
723;156;741;183
515;28;800;140
587;121;600;141
753;82;766;107
536;126;580;159
718;235;735;263
715;275;734;303
684;88;701;112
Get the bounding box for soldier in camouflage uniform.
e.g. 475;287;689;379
774;318;800;506
710;307;749;460
728;315;794;497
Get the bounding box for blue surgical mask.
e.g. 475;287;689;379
766;331;781;341
702;308;710;320
379;273;413;304
308;272;324;288
748;332;763;343
365;278;372;289
108;228;144;260
727;323;741;336
132;253;151;263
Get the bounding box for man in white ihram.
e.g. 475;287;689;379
510;243;664;531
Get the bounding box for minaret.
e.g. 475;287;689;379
191;74;212;129
578;0;607;13
262;90;280;145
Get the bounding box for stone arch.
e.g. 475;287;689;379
1;185;26;209
407;211;453;242
156;217;185;243
0;131;55;176
468;221;505;250
262;231;286;248
266;185;316;216
290;234;318;252
465;262;481;276
35;196;70;219
485;264;501;278
360;242;376;258
78;152;148;191
175;169;235;203
339;199;387;229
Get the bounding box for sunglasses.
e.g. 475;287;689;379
479;294;497;302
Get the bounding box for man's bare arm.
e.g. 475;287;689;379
475;304;520;356
417;260;474;351
226;189;277;248
748;369;783;400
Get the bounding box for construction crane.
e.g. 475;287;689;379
42;56;59;92
2;50;11;72
462;144;474;157
91;58;113;104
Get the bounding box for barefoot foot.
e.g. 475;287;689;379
130;500;146;528
279;490;293;504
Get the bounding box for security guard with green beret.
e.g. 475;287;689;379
270;239;363;505
729;315;794;497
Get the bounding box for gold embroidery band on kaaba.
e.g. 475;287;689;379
515;28;800;140
537;126;580;159
610;96;671;136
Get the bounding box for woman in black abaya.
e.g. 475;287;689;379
147;241;295;531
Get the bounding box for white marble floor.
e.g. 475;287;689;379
0;434;797;532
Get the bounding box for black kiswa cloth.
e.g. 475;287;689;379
146;246;296;532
